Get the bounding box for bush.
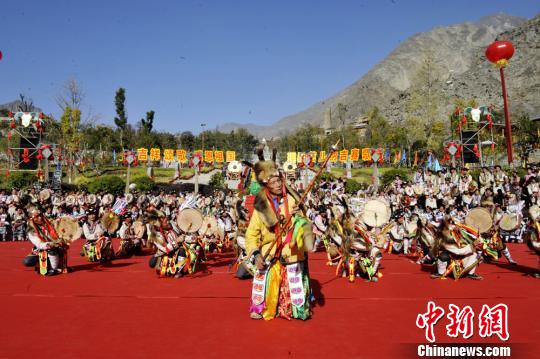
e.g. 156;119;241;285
7;171;37;189
345;179;362;194
75;176;91;191
131;176;156;192
87;175;125;194
319;171;335;183
209;172;225;188
200;166;214;174
381;168;410;187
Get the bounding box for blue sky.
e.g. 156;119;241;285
0;0;538;133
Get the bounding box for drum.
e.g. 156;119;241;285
529;205;540;221
227;161;242;173
133;220;146;238
499;213;520;232
176;208;204;233
465;207;493;234
236;235;246;250
361;200;390;228
199;215;219;237
54;217;83;243
283;161;297;172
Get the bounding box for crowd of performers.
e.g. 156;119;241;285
2;152;540;321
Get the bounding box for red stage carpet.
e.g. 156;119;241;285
0;241;538;359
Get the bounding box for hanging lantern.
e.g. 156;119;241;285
473;144;480;158
7;131;12;140
485;41;514;68
36;149;44;161
9;120;16;129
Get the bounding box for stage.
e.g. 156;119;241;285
0;241;538;358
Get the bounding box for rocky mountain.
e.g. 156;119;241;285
219;13;539;136
0;99;42;113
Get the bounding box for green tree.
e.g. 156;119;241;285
365;107;390;147
405;49;449;154
60;107;82;183
140;110;155;133
114;88;128;149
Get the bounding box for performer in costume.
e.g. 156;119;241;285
147;209;193;278
81;209;112;262
116;215;142;257
26;208;71;275
245;148;314;320
431;218;483;280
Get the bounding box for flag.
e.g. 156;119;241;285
427;154;433;170
385;148;391;161
413;151;418;167
434;158;442;172
399;150;407;165
112;149;116;162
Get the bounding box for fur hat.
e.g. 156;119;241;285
253;146;279;184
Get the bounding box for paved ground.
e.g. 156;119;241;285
0;241;538;358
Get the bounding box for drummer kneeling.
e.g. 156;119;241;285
431;218;483;280
25;208;71;276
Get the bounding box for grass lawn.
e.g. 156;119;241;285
330;166;413;183
74;166;196;184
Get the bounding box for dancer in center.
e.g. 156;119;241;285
246;148;314;320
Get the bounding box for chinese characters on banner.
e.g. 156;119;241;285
329;151;338;163
163;149;174;162
214;151;224;163
416;301;509;343
361;148;371;161
176;150;187;162
318;151;326;163
350;148;360;161
132;147;392;164
339;149;349;162
137;148;148;161
150;148;161;161
287;152;297;163
225;151;235;162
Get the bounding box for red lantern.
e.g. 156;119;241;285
485;41;514;67
7;131;12;140
36;149;44;161
473;144;480;158
9;120;16;129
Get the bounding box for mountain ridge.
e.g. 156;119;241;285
218;13;537;137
